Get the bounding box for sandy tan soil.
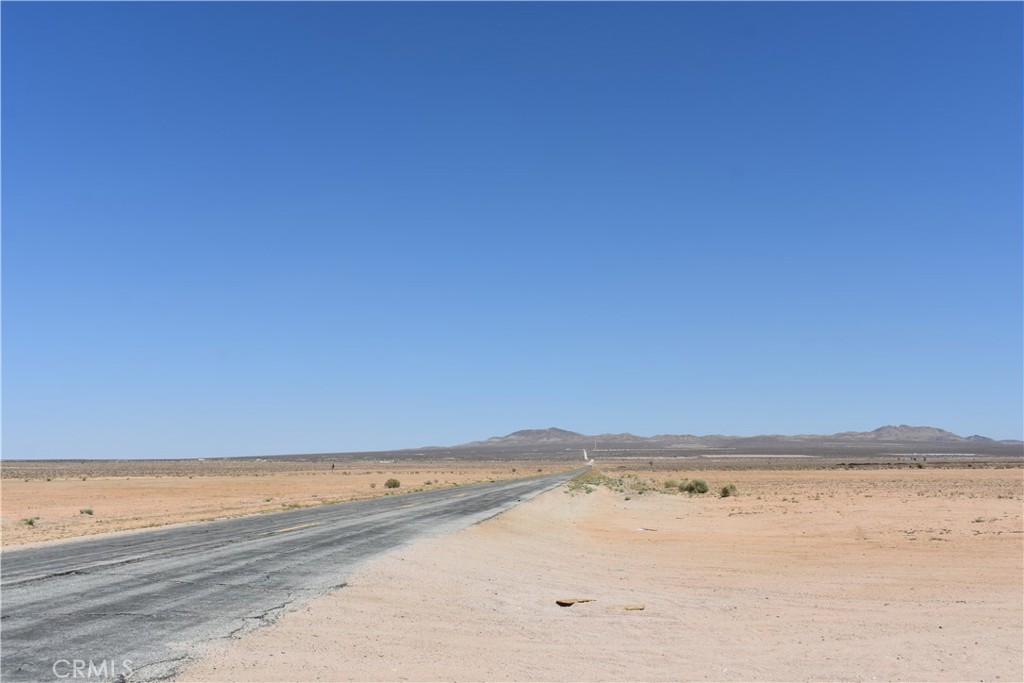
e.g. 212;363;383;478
1;460;568;547
180;466;1023;682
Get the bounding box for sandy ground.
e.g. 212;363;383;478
1;460;568;547
179;466;1023;682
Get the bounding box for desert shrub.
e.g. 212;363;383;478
80;508;94;515
384;478;401;489
568;470;611;493
682;479;709;494
21;517;39;526
719;484;737;498
369;482;376;489
664;479;679;489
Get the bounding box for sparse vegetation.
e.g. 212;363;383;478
21;517;39;526
384;478;401;489
80;508;94;515
571;470;736;499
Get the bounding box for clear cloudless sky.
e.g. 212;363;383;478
2;2;1021;458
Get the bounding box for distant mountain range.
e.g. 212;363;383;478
232;424;1021;463
450;425;1022;455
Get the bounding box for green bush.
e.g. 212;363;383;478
681;479;709;494
384;478;401;489
720;484;737;498
664;479;679;489
80;508;94;515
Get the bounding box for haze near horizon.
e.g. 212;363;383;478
3;3;1021;459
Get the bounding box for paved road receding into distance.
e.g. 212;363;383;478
1;467;587;682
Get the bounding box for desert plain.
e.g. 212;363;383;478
3;457;1022;682
1;458;567;547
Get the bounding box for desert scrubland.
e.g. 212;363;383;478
3;458;1021;681
179;463;1023;682
0;459;570;547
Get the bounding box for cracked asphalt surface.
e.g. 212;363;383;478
1;467;585;682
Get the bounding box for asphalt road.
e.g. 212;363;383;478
1;467;586;682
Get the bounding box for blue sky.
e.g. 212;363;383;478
3;2;1021;458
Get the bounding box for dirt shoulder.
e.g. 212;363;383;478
179;466;1023;682
1;460;571;547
